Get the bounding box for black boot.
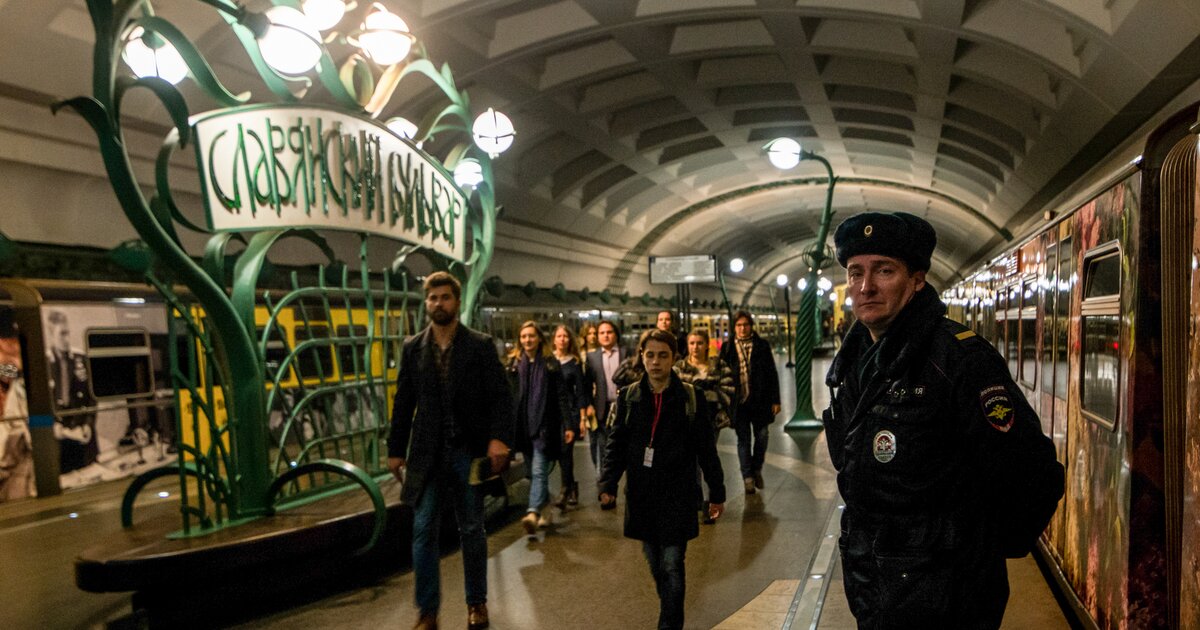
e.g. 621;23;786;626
566;482;579;506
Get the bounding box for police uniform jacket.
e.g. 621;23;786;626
505;353;573;460
823;285;1062;629
388;324;514;506
598;373;726;544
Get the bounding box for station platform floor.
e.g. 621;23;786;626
0;355;1072;629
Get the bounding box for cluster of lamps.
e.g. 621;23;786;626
121;0;514;190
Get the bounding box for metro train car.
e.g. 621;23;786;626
944;102;1199;629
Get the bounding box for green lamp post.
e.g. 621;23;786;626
764;138;837;429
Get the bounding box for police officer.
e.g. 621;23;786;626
823;212;1063;629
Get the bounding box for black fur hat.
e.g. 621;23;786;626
834;211;936;272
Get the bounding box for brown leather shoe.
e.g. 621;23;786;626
413;611;438;629
467;603;489;629
744;477;756;495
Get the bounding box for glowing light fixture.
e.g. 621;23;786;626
829;293;838;303
123;27;188;84
729;258;745;273
302;0;348;31
356;4;414;65
844;297;853;306
764;137;801;169
817;276;833;291
454;158;483;188
472;108;515;157
798;278;808;291
776;273;789;287
258;6;323;76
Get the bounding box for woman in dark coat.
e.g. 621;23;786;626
506;321;574;538
599;329;725;630
551;324;587;507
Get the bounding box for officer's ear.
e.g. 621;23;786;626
910;269;927;291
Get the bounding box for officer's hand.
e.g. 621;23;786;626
599;493;616;508
564;430;575;445
708;502;725;521
487;439;511;475
387;457;406;482
771;404;781;416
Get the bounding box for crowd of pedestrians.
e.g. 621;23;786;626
390;211;1063;630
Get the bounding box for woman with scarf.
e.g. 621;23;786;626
674;328;735;523
506;321;574;538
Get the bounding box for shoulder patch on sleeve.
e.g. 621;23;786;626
979;385;1014;432
955;330;977;340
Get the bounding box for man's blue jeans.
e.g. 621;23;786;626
735;420;770;479
642;540;687;629
412;447;487;614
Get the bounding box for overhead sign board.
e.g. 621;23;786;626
191;104;469;262
649;255;717;284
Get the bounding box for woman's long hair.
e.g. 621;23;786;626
686;328;710;362
509;320;553;361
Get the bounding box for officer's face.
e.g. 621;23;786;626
425;285;460;326
656;311;673;331
846;254;926;339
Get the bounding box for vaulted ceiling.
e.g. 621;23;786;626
1;0;1199;300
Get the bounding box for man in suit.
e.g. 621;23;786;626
388;272;514;630
585;319;625;499
720;311;781;495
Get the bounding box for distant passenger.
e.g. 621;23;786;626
585;319;627;503
505;321;574;537
551;325;588;508
599;328;725;630
387;271;514;630
655;309;688;355
581;323;599;354
674;328;735;524
718;310;781;495
823;212;1064;629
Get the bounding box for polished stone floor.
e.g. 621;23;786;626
0;354;1071;629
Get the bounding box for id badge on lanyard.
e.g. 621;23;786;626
644;391;663;468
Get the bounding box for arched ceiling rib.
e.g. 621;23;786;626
1;0;1197;295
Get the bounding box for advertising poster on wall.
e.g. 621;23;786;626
0;305;33;501
42;305;176;491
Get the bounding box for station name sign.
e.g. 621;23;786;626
190;105;469;262
649;255;717;284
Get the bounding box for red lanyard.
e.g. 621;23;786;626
649;391;664;447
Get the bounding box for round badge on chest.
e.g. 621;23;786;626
873;430;896;463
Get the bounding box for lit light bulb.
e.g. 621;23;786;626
357;4;413;65
798;278;808;291
765;137;801;169
729;258;745;273
472;108;515;157
454;158;483;188
844;297;853;306
817;276;833;291
122;27;188;84
258;6;323;76
303;0;347;31
776;274;789;287
829;293;839;303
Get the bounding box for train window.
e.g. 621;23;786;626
86;328;154;399
1079;244;1121;428
256;326;289;381
1019;279;1037;387
335;325;369;377
1005;285;1020;377
1054;236;1073;398
295;325;334;378
1041;244;1058;392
